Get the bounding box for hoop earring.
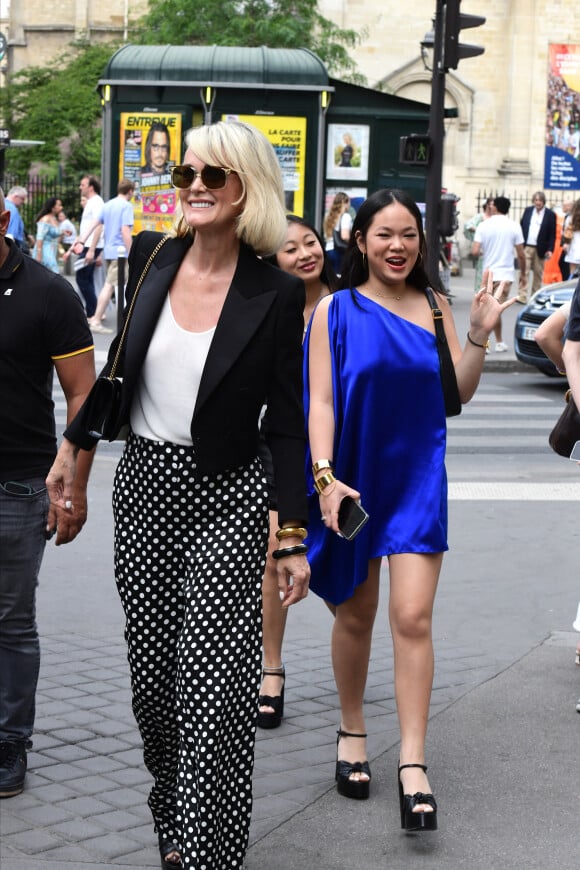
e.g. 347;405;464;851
417;251;423;265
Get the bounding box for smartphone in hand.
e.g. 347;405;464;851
337;496;369;540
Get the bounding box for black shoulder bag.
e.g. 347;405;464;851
424;286;462;418
549;389;580;457
81;234;170;442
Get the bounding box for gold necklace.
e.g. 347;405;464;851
363;281;406;301
369;289;405;301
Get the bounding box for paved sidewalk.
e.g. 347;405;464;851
247;636;579;870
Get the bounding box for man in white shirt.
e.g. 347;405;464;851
472;196;527;352
70;179;135;333
74;176;105;319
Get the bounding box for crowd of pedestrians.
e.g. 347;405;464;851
1;138;579;870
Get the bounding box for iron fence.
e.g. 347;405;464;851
2;172;82;238
474;188;577;216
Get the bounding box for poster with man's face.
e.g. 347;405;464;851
119;113;182;233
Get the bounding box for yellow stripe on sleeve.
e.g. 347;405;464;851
51;344;95;361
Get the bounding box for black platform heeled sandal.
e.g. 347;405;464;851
335;729;371;800
257;664;285;729
398;763;438;831
159;836;182;869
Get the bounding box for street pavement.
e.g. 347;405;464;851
1;267;579;869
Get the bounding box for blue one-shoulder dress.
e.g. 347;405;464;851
303;288;449;606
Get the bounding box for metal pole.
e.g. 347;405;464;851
101;92;113;201
315;93;330;231
117;246;126;333
425;0;446;289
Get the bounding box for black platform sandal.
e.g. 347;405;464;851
257;664;285;729
335;729;371;800
398;763;438;831
159;836;182;869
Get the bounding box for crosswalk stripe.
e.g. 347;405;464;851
449;420;556;429
467;395;553;403
449;481;580;500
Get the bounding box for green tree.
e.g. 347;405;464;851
135;0;366;84
0;41;118;178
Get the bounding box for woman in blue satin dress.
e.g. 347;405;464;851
304;189;513;830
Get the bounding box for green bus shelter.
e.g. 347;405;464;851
98;44;430;233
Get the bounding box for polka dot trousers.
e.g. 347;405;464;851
113;433;268;869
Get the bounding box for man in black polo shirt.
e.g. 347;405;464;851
0;188;96;798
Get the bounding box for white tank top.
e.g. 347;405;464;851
130;295;216;445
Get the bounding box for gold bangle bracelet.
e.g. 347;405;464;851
313;472;336;494
275;526;308;542
312;458;333;475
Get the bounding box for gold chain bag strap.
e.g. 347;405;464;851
83;234;170;441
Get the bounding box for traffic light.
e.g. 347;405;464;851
438;193;459;237
399;135;431;166
443;1;485;70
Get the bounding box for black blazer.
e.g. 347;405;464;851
66;231;308;524
520;206;557;258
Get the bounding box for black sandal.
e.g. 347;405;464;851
335;728;371;800
257;664;285;729
398;763;438;831
159;836;182;869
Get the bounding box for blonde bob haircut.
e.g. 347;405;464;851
173;121;288;257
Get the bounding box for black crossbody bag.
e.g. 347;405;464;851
81;235;170;441
424;286;462;418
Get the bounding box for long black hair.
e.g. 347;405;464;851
35;197;61;222
338;188;438;293
267;214;339;292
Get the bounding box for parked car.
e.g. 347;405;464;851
514;278;577;375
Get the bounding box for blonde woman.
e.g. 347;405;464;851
47;121;310;870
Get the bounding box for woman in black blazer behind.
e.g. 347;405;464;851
47;121;310;870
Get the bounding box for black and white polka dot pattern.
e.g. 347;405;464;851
113;433;268;869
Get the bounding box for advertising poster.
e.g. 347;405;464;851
119;112;182;233
223;114;307;215
545;44;580;189
326;124;370;182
